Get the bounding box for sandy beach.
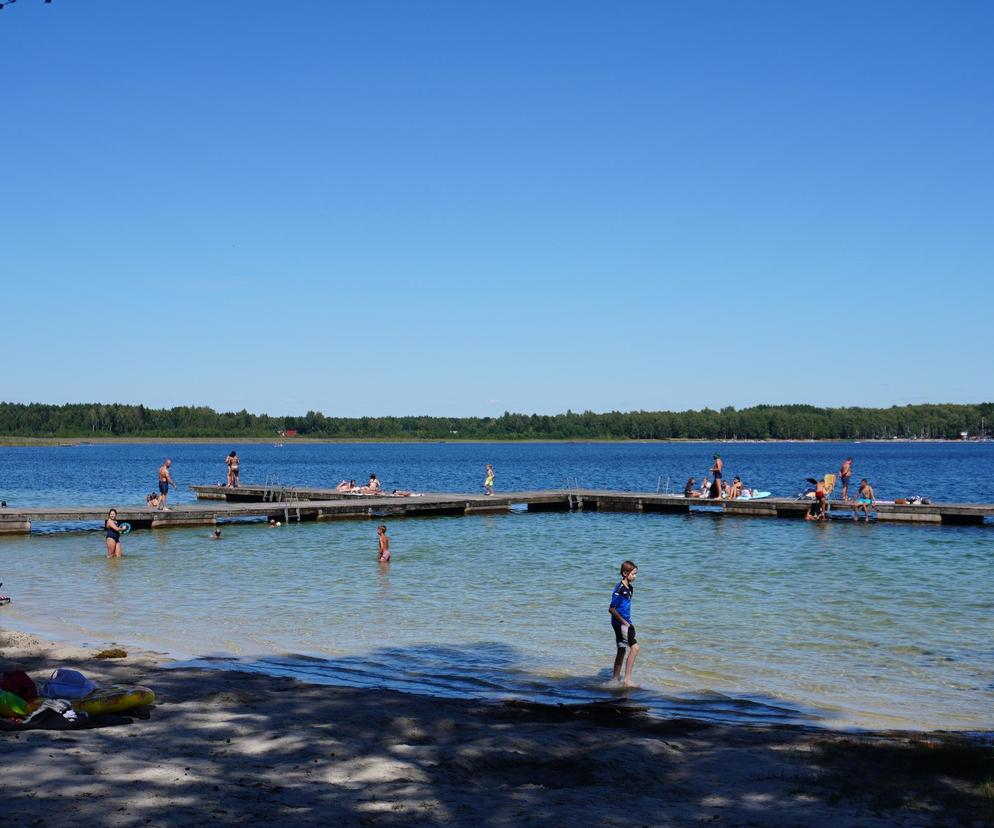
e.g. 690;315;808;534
1;629;989;827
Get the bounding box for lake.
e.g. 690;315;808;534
1;441;991;732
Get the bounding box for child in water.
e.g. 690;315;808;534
377;524;391;563
609;560;639;685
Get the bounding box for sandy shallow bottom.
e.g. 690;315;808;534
1;629;990;828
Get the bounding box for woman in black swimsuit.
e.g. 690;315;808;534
104;508;124;558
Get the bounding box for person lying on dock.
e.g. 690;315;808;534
351;474;383;494
335;480;356;492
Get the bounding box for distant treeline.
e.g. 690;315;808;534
0;401;991;440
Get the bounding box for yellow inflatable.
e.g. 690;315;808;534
73;685;154;716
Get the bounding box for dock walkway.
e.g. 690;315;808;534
0;484;990;535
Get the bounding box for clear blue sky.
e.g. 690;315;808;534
2;1;991;417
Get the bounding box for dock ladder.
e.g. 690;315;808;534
565;476;582;511
282;486;302;524
263;474;281;503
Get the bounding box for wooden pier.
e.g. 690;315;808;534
0;484;991;535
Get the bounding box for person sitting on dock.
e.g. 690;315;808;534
852;479;875;521
728;476;744;499
683;477;701;498
145;492;160;509
362;473;382;494
698;477;711;497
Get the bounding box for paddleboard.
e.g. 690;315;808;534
738;491;772;500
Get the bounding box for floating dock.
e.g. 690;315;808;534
0;484;990;534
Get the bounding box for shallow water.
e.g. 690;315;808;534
1;442;992;731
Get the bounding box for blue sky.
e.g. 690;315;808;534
2;1;991;417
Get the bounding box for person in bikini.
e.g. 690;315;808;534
709;455;723;498
226;451;240;488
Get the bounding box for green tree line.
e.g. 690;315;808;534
0;401;991;440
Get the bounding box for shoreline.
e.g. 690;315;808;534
1;628;990;826
1;435;983;447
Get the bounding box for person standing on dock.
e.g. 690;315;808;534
609;561;639;686
710;455;723;498
226;451;240;488
839;457;853;500
484;463;495;495
157;459;177;511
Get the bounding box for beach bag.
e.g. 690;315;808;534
1;670;38;701
40;668;97;700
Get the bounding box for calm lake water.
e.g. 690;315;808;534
1;441;992;732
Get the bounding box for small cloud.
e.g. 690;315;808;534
486;399;501;405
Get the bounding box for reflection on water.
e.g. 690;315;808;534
2;505;992;732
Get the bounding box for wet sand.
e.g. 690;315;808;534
1;630;990;827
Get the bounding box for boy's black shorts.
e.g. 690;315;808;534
612;619;637;649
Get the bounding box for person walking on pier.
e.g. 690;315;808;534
157;459;177;510
226;451;240;488
104;509;124;558
484;463;495;495
609;560;639;686
839;457;853;500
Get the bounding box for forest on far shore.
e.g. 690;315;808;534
0;401;991;441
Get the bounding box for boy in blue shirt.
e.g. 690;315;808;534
609;560;639;685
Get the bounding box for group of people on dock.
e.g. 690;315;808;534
683;454;753;500
336;474;382;494
680;454;877;521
